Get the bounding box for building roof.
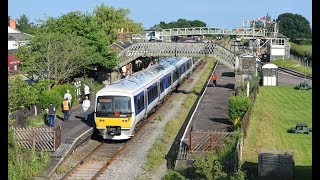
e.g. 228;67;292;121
262;63;278;69
8;26;32;41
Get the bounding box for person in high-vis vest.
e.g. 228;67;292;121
211;73;218;87
61;98;71;121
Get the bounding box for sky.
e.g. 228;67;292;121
8;0;312;29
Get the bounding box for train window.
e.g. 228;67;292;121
166;74;172;87
147;83;158;104
114;96;131;113
173;70;179;82
97;96;131;116
135;92;145;114
160;78;165;93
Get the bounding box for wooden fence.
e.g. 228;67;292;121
258;150;294;180
12;125;62;151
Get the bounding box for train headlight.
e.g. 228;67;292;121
99;119;105;122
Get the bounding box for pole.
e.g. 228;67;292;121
247;81;250;97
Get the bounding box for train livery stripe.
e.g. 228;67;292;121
95;116;132;128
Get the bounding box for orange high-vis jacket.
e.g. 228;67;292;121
211;74;217;81
62;100;70;110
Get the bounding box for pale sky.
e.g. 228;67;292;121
8;0;312;29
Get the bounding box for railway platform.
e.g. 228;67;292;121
181;62;236;146
38;97;96;178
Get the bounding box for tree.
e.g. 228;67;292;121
156;19;206;29
15;31;95;84
277;13;311;40
8;16;10;26
16;14;37;34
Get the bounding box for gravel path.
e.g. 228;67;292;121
97;60;209;180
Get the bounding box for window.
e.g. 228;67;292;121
147;83;158;104
173;69;179;82
96;96;131;116
160;78;165;93
134;92;145;114
166;74;172;87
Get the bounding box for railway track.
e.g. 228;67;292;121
278;66;311;79
61;142;125;180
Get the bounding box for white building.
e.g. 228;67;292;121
8;19;32;50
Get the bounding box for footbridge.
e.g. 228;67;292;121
116;42;236;70
132;27;267;40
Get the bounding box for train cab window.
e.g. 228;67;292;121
96;96;131;116
114;96;131;113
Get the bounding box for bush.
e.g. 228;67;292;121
163;169;186;180
8;76;39;113
228;95;252;125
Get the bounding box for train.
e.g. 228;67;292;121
94;56;201;140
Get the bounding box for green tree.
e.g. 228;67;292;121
156;19;206;29
15;31;95;84
277;13;311;41
16;14;37;34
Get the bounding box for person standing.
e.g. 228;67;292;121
82;96;91;121
46;102;56;127
61;98;71;121
211;73;218;87
64;90;72;107
84;84;90;100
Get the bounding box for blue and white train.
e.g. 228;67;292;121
94;57;200;140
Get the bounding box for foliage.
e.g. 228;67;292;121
8;126;50;179
228;95;252;124
16;31;95;82
162;169;186;180
277;13;311;40
8;76;39;113
156;19;207;29
290;42;312;61
39;83;76;110
25;112;46;127
194;152;227;180
242;86;312;179
16;14;38;34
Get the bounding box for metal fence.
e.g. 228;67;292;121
290;54;312;67
12;125;62;151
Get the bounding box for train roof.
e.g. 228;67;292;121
96;57;190;96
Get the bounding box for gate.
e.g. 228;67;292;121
190;131;234;153
13;125;62;151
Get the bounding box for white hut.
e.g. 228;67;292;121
262;63;278;86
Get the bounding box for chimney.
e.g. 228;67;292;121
9;19;16;29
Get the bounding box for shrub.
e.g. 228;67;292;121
8;76;39;113
162;169;186;180
228;95;252;125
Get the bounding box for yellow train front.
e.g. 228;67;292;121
95;94;135;140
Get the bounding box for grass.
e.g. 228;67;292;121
242;86;312;179
272;59;312;77
139;58;216;177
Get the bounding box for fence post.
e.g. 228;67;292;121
210;132;214;150
189;125;193;152
32;130;36;148
53;128;56;151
